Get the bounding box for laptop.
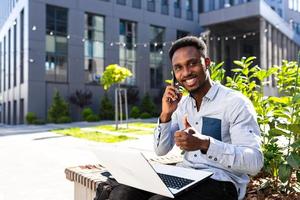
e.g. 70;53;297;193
93;147;213;198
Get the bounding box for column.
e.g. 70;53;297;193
259;18;267;69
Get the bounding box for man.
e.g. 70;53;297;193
109;36;263;200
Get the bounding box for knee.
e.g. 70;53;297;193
109;185;137;200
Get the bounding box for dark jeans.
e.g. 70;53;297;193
109;178;238;200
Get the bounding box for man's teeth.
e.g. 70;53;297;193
185;78;196;85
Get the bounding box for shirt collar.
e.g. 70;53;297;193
188;82;219;101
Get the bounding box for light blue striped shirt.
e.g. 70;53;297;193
154;83;263;200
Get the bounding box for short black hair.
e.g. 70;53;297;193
168;36;207;60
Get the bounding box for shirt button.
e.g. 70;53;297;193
208;156;212;159
228;165;231;168
214;158;217;161
194;154;197;157
194;105;196;108
195;122;198;125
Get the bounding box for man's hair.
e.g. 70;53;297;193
168;36;207;60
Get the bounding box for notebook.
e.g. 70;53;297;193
94;147;213;198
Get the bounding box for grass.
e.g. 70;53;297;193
52;122;156;143
94;122;156;135
53;128;136;143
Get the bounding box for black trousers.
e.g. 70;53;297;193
109;178;238;200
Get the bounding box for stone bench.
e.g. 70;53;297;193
65;155;183;200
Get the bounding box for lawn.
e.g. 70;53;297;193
52;122;156;143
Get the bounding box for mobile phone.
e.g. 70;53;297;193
169;71;180;103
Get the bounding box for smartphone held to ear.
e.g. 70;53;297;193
168;71;181;103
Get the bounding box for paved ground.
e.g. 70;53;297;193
0;119;181;200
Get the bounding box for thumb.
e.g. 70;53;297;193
183;114;191;129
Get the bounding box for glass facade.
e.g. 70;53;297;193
20;9;24;84
13;22;16;87
161;0;169;15
150;25;165;89
186;0;193;20
119;19;137;85
45;5;68;82
177;30;189;39
8;29;10;89
132;0;141;9
147;0;155;12
174;0;181;18
84;13;105;83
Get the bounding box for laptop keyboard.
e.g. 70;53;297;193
157;173;194;190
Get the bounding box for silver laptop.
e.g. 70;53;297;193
94;147;213;198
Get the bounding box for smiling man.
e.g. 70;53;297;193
154;36;263;200
107;36;263;200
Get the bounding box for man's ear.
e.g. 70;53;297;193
205;58;211;69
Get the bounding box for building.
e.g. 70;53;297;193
199;0;300;95
0;0;201;124
1;0;300;125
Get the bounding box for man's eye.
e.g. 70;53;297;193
188;61;198;67
174;66;181;71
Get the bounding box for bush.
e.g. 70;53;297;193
33;119;46;125
82;107;93;121
130;106;140;118
26;112;37;124
140;93;156;116
48;90;70;123
140;112;152;119
56;116;72;124
99;94;114;120
86;114;100;122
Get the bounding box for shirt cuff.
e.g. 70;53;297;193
205;137;235;168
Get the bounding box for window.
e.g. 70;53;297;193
119;20;137;85
0;42;2;93
209;0;215;11
45;5;68;82
150;25;165;89
20;10;24;84
13;22;16;87
3;37;6;91
147;0;155;12
3;102;5;124
174;0;181;18
198;0;204;13
13;100;16;125
20;98;24;124
117;0;126;5
161;0;169;15
84;13;105;83
177;30;189;39
8;101;10;124
8;29;11;89
220;0;225;8
132;0;141;9
186;0;193;20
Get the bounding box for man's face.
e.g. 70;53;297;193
172;46;208;93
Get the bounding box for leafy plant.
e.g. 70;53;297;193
99;94;114;120
140;93;156;117
69;89;92;109
48;90;70;123
212;57;300;193
130;106;140;119
100;64;132;90
82;107;94;121
26;112;37;124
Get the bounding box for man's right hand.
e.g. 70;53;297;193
159;85;182;123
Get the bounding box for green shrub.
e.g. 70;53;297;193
82;107;93;121
48;90;70;123
130;106;140;118
140;93;156;116
56;116;72;124
33;119;46;125
26;112;37;124
99;94;114;120
140;112;152;119
86;114;100;122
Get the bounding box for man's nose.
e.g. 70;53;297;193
182;66;191;76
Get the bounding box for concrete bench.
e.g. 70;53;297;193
65;155;183;200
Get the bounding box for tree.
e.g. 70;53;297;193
48;90;70;123
100;64;132;129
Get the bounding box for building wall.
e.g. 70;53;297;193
0;0;202;124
